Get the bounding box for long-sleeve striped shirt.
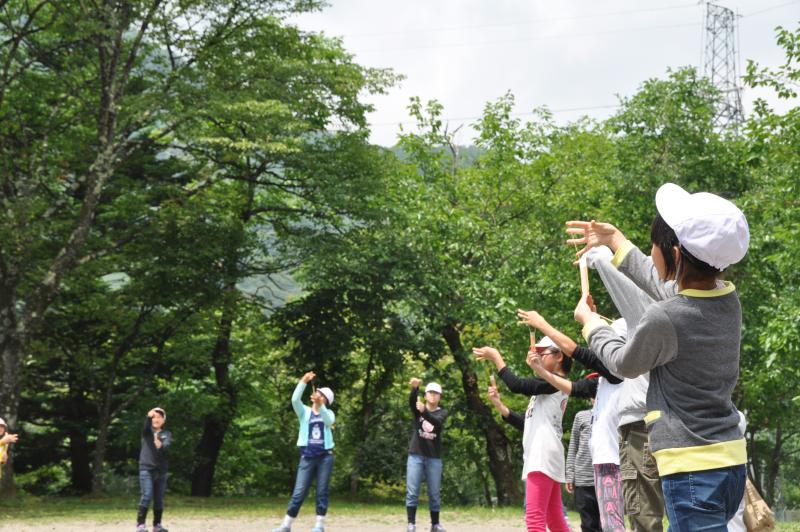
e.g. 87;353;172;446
565;409;594;487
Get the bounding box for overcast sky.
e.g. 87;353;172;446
289;0;800;146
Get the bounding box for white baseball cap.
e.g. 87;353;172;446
655;183;749;270
318;387;334;406
0;418;5;427
534;336;559;353
425;382;442;394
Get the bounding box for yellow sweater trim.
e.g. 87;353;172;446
582;318;610;342
653;438;747;476
611;240;635;268
678;281;736;298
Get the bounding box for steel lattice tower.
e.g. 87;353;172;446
702;3;744;131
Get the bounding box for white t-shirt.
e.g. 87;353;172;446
590;377;623;465
522;390;569;482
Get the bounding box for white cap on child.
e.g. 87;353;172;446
318;387;334;406
425;382;443;394
0;418;5;427
534;336;558;353
655;183;749;270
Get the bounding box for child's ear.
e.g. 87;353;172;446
672;245;681;266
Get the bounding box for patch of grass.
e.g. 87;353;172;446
0;495;537;524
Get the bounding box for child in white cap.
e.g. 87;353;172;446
137;407;171;532
0;418;19;480
567;182;749;529
474;336;582;532
273;372;336;532
405;378;448;532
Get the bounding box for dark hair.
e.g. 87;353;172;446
650;214;680;279
678;245;722;283
559;352;573;375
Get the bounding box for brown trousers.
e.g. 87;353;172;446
619;421;665;532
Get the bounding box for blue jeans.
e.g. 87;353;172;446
662;465;746;531
287;452;334;518
139;469;168;510
406;453;443;511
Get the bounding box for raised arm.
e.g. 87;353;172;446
612;241;678;302
143;415;153;438
292;372;315;417
516;310;577;356
581;304;679;378
487;385;524;432
528;354;574;396
572;346;622;384
497;365;558;396
409;378;421;417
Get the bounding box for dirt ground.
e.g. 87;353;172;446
1;514;581;531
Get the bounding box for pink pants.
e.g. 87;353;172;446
525;472;571;532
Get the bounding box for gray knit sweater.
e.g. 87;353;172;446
583;241;746;476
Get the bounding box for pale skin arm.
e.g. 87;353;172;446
409;378;425;413
0;434;18;445
487;386;510;418
147;409;163;449
527;352;574;395
565;220;627;258
517;309;577;356
472;346;507;372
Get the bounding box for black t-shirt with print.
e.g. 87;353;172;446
407;387;448;459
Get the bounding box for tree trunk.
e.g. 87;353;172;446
765;420;782;507
92;414;112;493
349;351;379;495
65;375;93;494
68;426;93;494
0;320;22;494
190;287;237;497
442;324;522;505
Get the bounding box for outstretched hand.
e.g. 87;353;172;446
301;371;316;383
566;220;625;258
409;377;422;389
487;386;502;407
517;309;547;330
573;293;598;325
472;346;501;362
526;350;545;375
0;433;18;445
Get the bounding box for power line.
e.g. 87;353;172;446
369;104;620;128
354;22;701;55
742;0;800;18
343;2;699;39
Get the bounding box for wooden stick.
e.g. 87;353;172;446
490;373;496;387
529;330;536;350
579;255;590;296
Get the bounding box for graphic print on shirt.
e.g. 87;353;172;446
309;413;324;446
418;417;437;440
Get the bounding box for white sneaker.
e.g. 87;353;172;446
431;525;446;532
407;525;416;532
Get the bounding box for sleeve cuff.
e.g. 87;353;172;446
582;317;609;341
610;239;635;268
